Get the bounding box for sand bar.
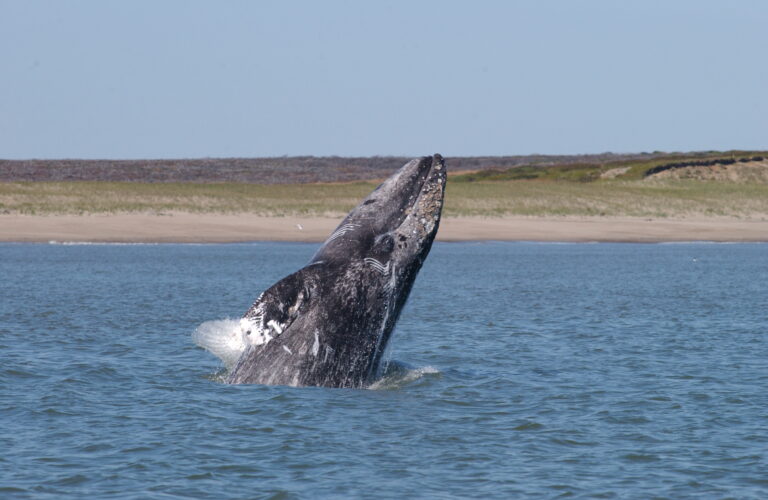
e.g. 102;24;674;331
1;214;767;243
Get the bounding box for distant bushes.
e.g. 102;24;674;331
643;156;765;177
0;152;670;184
1;152;765;184
452;153;768;183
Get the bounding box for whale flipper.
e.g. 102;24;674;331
240;270;313;347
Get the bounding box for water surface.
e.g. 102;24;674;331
1;242;767;498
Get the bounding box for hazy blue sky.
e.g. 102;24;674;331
1;0;766;159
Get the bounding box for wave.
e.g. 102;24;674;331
368;361;440;390
47;241;162;246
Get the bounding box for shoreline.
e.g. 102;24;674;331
1;214;767;243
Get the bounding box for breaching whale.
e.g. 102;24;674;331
221;154;447;388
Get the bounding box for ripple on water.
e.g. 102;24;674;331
2;242;768;498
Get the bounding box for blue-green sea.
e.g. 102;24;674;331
1;242;767;499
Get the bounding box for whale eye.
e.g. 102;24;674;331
373;234;394;254
363;199;376;205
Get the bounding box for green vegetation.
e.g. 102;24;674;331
451;151;768;183
2;151;767;218
2;178;768;218
443;180;768;218
0;181;374;216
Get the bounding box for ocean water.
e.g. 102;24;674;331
1;241;767;499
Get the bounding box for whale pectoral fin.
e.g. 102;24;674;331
243;270;311;344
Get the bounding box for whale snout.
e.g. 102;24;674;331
394;154;446;249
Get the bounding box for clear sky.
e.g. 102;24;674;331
1;0;766;159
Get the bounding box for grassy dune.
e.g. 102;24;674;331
0;181;370;216
3;152;767;218
2;178;768;218
445;180;768;218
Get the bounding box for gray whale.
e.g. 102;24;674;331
226;154;446;388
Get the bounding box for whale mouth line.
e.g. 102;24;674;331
308;154;446;265
397;154;446;235
408;154;443;198
388;154;445;234
413;155;443;201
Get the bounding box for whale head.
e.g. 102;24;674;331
312;153;446;269
227;154;447;387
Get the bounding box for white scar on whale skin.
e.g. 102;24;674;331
368;296;393;381
267;320;284;334
385;263;397;292
246;292;265;312
240;317;273;347
312;331;320;357
327;223;360;244
364;257;391;275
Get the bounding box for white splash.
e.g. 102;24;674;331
368;364;440;390
192;319;249;370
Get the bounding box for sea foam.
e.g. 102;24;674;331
192;319;248;370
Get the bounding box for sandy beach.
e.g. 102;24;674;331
1;214;767;243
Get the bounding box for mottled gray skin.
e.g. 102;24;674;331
226;154;446;388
